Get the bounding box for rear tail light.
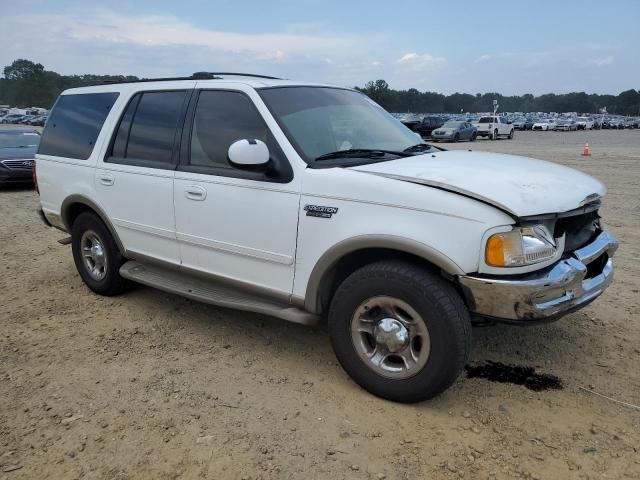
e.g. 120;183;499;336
32;160;39;194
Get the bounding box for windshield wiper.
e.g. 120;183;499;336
315;148;411;162
403;143;432;153
403;143;446;153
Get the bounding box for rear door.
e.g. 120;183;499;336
173;86;300;297
95;87;193;265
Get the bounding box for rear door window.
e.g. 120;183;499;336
107;90;188;168
38;93;119;160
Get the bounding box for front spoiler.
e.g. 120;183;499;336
459;231;618;322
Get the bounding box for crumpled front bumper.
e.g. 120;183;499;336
459;231;618;322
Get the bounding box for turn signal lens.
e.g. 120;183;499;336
486;234;505;266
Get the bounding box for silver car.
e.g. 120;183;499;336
431;121;477;142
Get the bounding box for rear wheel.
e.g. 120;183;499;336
71;212;130;296
328;261;471;402
491;129;498;140
508;129;514;139
470;133;476;142
454;133;460;142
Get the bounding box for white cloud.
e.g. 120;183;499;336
585;56;614;67
396;52;446;71
474;54;493;63
30;12;360;58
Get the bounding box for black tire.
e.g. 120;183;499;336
453;133;460;142
71;211;130;296
328;261;471;403
508;129;514;139
470;133;476;142
491;129;498;140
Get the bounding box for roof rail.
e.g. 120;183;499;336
201;72;282;80
97;71;281;85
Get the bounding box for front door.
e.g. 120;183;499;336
173;88;300;297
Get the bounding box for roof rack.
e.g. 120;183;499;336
99;71;281;85
201;72;282;80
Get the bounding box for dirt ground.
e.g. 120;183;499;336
1;129;639;480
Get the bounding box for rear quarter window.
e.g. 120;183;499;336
38;92;119;160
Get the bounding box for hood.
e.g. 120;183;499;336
0;146;38;160
349;150;605;218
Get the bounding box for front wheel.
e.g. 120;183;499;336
508;129;514;139
491;129;498;140
328;261;471;403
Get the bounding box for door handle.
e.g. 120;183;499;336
98;173;115;186
184;185;207;201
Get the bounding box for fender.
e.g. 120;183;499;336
303;234;465;313
60;194;126;254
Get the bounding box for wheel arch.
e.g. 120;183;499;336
303;235;465;314
60;195;126;254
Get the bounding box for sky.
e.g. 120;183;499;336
2;0;639;95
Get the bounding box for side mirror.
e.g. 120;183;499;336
228;139;270;167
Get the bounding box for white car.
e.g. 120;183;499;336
472;116;514;139
532;119;556;131
576;117;595;130
35;73;618;402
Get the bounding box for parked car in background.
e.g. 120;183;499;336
402;115;446;138
532;118;556;131
18;115;36;124
0;128;40;185
0;114;25;124
575;117;594;130
431;121;477;142
24;115;47;126
473;116;514;140
554;119;577;131
399;114;421;131
513;118;534;130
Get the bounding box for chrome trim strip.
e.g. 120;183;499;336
113;218;176;240
175;232;294;265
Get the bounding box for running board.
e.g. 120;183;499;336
119;261;319;326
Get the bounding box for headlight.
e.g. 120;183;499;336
486;226;558;267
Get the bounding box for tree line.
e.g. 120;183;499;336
1;59;639;115
356;80;640;115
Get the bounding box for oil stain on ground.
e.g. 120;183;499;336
465;361;563;391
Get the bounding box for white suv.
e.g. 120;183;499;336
473;116;514;139
35;73;618;402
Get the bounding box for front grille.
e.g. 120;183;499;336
555;210;600;253
1;159;34;170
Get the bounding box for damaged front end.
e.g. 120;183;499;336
459;203;618;323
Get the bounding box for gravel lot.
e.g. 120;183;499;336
1;129;639;480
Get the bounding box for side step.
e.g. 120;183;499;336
119;261;319;326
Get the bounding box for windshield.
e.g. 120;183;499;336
258;87;425;164
0;131;40;148
442;121;463;128
478;117;495;123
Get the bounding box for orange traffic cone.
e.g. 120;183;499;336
582;142;591;156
